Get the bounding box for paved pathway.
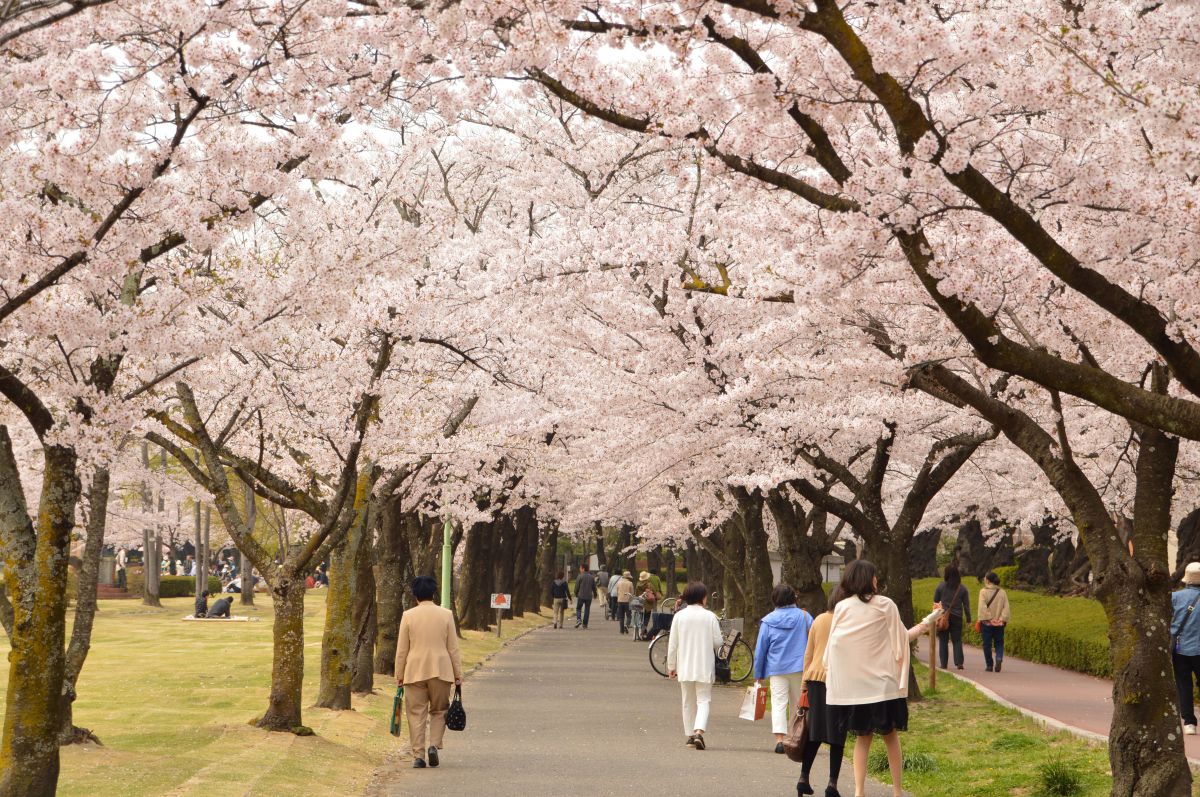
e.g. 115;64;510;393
379;609;897;796
913;636;1200;762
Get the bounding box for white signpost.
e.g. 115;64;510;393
490;593;511;637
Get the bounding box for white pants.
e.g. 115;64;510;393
679;680;713;736
769;672;805;735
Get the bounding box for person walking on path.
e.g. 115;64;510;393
615;570;635;634
395;576;464;770
976;571;1011;673
607;570;621;620
933;565;970;670
825;560;944;797
797;584;847;797
574;564;596;629
1171;562;1200;735
667;581;723;750
753;584;813;754
550;571;571;629
637;570;661;634
596;565;610;617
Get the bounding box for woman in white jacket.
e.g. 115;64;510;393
667;581;724;750
824;560;943;797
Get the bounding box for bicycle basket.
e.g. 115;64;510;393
718;617;744;635
630;597;645;610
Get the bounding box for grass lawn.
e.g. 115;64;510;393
853;662;1113;797
912;577;1110;677
0;595;550;796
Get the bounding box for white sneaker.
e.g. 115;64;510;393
1184;724;1196;735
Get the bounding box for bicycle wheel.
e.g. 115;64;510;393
648;632;671;677
727;637;754;683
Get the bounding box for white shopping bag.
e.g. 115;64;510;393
738;684;767;721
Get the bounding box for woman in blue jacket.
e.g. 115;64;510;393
754;584;814;753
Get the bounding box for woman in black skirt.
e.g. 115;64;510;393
797;584;848;797
824;560;943;797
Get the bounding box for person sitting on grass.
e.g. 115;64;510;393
194;590;209;618
207;595;232;619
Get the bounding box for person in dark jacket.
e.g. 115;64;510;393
194;590;209;618
933;565;971;669
550;571;571;628
574;565;596;629
207;596;232;618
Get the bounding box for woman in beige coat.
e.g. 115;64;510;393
395;576;464;770
977;571;1011;672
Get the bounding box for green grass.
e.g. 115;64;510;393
912;578;1111;677
0;595;550;796
855;662;1112;797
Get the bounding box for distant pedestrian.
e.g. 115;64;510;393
206;595;232;618
666;581;723;750
550;571;571;629
607;571;621;620
186;555;197;577
574;564;596;629
194;590;210;618
615;571;635;634
396;576;464;769
977;572;1011;673
596;565;611;616
637;571;661;634
825;559;944;797
933;565;970;670
753;584;813;754
1172;562;1200;735
797;584;847;797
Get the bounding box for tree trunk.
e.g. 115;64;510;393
766;490;831;617
593;521;606;570
664;546;678;597
493;514;517;611
58;466;109;746
0;438;80;797
351;519;377;694
540;524;558;605
257;577;309;733
512;506;539;616
239;550;255;606
1173;509;1200;581
730;487;773;644
373;498;408;676
317;474;372;710
142;528;161;608
458;520;495;631
908;526;942;579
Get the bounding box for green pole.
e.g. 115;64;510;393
441;517;453;608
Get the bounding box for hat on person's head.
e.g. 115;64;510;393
638;571;651;582
1185;563;1200;585
622;570;632;578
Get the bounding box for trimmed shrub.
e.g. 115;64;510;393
127;570;222;598
913;578;1110;677
993;565;1018;589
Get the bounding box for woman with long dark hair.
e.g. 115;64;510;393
823;560;943;797
933;564;971;670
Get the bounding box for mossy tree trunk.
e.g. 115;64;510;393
258;576;308;732
350;518;377;694
373;498;409;676
458;519;496;631
58;465;109;746
0;431;80;797
539;522;558;605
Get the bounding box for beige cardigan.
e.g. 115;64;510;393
801;611;833;684
977;585;1011;624
395;601;464;685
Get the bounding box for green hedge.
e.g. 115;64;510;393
127;570;222;598
992;565;1018;589
912;577;1110;678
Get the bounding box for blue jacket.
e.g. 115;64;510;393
754;606;813;679
1172;586;1200;656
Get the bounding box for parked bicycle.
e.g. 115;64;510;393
648;594;753;682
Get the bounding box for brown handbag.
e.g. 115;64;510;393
782;691;809;763
936;585;963;631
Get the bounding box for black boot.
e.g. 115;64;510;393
796;776;814;795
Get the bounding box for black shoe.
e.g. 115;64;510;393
995;660;1002;673
775;742;785;754
824;787;842;797
796;777;814;795
693;734;706;750
427;747;439;768
956;665;964;670
413;759;426;769
985;665;993;672
685;735;697;747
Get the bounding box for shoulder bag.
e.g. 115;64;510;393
935;585;963;632
445;684;467;731
1174;593;1200;654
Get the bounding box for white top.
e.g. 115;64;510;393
666;604;723;682
824;594;909;705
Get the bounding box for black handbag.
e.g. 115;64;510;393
445;685;467;731
715;657;731;684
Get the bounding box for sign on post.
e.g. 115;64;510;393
490;593;511;638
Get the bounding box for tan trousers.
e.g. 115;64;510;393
405;678;453;756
